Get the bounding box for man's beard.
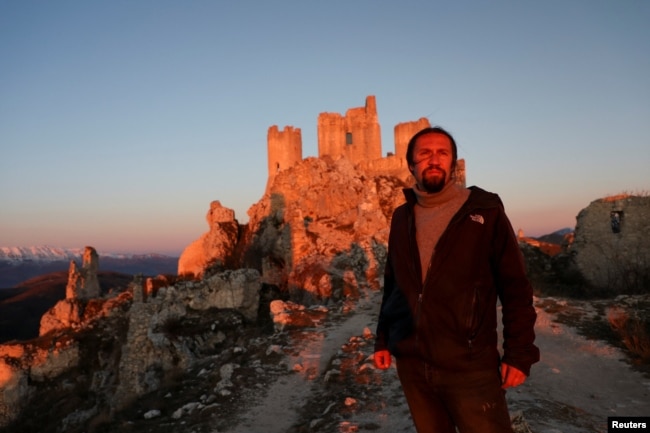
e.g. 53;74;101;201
421;168;447;193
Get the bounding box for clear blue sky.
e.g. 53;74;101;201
1;1;649;255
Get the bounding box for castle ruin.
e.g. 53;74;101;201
267;125;303;177
317;95;382;164
266;95;466;189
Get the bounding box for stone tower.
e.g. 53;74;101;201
65;246;100;300
267;125;302;188
317;95;382;164
394;117;431;159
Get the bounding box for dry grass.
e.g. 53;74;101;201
607;306;650;363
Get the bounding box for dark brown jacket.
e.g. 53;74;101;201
375;186;540;376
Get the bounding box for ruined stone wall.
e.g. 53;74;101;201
317;95;382;164
394;117;431;160
65;246;100;300
571;195;650;292
356;154;411;183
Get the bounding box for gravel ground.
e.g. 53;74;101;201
82;291;650;433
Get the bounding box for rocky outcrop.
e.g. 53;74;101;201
177;201;240;279
571;194;650;293
0;337;80;427
111;268;261;413
0;263;261;430
241;156;408;302
65;246;100;299
39;298;83;336
39;246;102;336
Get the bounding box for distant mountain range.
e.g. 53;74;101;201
534;228;573;245
0;246;179;288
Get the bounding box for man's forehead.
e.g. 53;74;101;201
415;133;452;149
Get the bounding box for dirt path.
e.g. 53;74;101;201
508;302;650;433
221;291;414;433
219;293;650;433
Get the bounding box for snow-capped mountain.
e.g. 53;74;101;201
0;246;171;264
0;246;85;263
0;246;179;288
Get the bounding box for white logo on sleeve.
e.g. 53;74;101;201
470;214;485;224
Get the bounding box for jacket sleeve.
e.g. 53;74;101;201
491;204;540;376
375;254;395;352
375;248;414;355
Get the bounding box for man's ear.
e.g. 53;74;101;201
408;164;414;175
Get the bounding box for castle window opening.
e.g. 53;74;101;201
346;132;353;145
610;211;623;233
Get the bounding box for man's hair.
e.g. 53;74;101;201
406;126;458;170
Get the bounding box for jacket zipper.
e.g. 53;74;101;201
414;258;433;350
416;257;434;318
466;288;479;354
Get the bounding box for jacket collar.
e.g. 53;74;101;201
403;185;501;211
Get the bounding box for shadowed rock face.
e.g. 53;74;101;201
571;195;650;293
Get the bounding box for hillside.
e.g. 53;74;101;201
0;271;133;343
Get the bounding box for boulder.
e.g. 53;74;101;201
189;269;261;322
39;298;82;336
178;201;240;279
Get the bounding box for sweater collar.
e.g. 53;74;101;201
411;181;463;208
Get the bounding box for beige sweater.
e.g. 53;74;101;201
413;182;470;282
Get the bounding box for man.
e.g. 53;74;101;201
374;126;539;433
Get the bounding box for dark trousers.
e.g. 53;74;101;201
396;357;514;433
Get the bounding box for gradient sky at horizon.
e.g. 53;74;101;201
1;1;649;256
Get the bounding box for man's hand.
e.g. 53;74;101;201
500;363;526;389
374;349;392;369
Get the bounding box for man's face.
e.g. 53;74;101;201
408;133;454;193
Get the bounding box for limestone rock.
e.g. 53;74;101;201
0;340;79;427
178;201;240;279
112;268;260;410
1;256;260;428
65;246;100;300
571;194;650;293
269;300;328;330
189;269;261;322
0;353;30;428
29;341;80;382
241;156;407;301
39;298;83;336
